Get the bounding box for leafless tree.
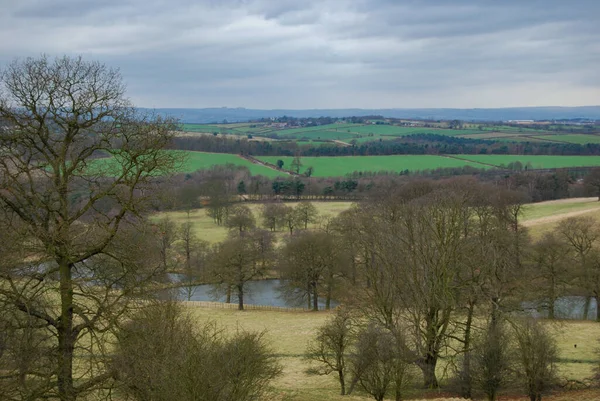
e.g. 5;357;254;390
559;217;599;320
512;319;558;401
294;201;319;229
0;55;179;400
306;306;355;395
209;229;274;310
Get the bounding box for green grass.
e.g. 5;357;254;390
457;155;600;169
153;202;352;244
90;151;285;178
345;125;482;137
532;134;600;145
275;123;362;135
283;130;359;141
256;155;489;176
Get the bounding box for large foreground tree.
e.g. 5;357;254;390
0;55;179;400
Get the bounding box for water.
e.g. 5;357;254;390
173;275;596;319
173;277;335;309
523;296;598;320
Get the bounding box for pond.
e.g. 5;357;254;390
172;276;597;319
173;277;335;309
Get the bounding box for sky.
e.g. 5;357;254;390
0;0;598;109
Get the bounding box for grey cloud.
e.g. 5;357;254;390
0;0;598;108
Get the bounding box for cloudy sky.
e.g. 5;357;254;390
0;0;598;109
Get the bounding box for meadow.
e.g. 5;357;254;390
90;151;286;178
184;305;600;401
256;155;488;176
457;154;600;169
532;134;600;145
153;201;352;244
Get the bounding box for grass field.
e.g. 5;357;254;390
346;125;482;137
90;151;286;178
153;202;353;244
457;155;600;169
532;134;600;145
184;305;600;401
256;155;488;176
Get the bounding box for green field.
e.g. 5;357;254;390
457;155;600;169
257;155;488;176
345;125;482;137
91;151;285;178
532;134;600;145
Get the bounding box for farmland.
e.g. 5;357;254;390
256;155;488;176
89;151;286;178
456;154;600;169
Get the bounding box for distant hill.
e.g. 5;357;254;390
147;106;600;123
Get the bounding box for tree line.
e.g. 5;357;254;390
172;132;600;157
158;178;600;400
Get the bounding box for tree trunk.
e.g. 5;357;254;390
238;284;244;311
226;286;231;304
58;261;75;401
420;354;439;389
307;283;312;309
461;301;475;399
338;369;345;395
312;282;319;311
595;295;600;322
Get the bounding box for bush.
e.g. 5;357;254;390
112;302;281;401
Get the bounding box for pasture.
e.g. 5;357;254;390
184;305;600;401
256;155;488;176
457;155;600;169
153;201;353;244
90;151;285;178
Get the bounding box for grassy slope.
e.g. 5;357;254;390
256;155;488;176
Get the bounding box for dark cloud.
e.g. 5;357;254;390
0;0;598;108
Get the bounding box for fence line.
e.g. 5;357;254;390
181;300;310;312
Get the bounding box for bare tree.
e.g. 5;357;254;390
0;55;178;401
177;217;210;300
260;202;287;231
559;217;599;320
156;215;179;271
529;232;572;319
224;204;256;234
279;230;343;310
294;202;319;229
471;321;515;401
348;324;414;401
209;229;274;310
306;307;355;395
512;319;558;401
